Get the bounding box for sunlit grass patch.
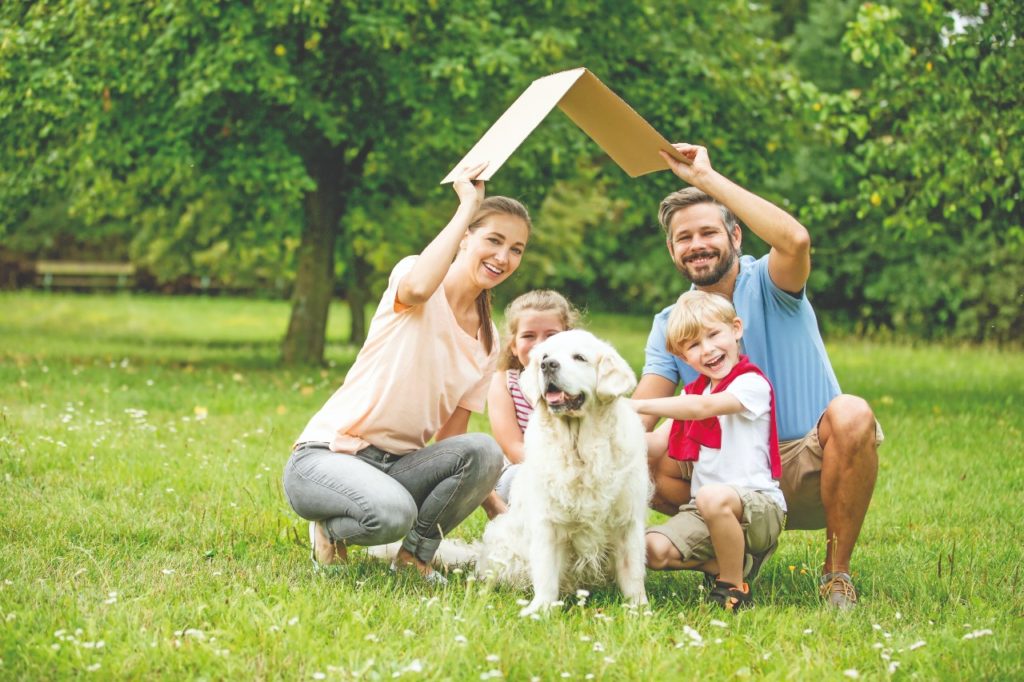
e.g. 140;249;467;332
1;292;1022;678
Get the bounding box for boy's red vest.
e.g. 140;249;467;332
666;355;782;478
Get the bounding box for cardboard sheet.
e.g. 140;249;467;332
442;67;682;184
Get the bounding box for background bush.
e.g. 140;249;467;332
1;1;1020;356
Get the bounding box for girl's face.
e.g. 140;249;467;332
679;316;743;387
512;310;566;367
460;214;529;290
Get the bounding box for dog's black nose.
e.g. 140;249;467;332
541;357;560;372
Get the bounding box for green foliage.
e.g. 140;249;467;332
803;1;1024;342
791;0;872;92
3;1;1021;345
495;0;809;314
842;2;912;68
0;1;805;295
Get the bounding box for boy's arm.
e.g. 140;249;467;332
632;373;679;431
630;392;746;421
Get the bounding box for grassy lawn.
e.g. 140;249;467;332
1;291;1022;679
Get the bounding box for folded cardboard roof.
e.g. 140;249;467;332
442;67;682;184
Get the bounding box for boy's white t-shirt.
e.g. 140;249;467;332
689;373;787;511
296;256;497;455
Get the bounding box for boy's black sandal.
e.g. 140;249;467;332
709;579;753;612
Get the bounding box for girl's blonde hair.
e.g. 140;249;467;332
665;290;738;356
499;290;580;371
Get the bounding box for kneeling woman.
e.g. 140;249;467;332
283;164;530;582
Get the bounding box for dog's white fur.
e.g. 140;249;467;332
478;330;652;615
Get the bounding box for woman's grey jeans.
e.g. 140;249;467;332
283;434;503;563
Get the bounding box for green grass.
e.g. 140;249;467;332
1;291;1022;679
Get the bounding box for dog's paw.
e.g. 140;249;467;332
622;586;648;607
629;593;649;607
518;599;552;618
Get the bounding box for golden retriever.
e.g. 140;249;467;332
478;330;652;615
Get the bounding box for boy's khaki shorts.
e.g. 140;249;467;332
647;487;785;580
673;418;885;531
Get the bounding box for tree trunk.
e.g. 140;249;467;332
345;282;368;347
342;249;373;346
281;140;373;365
281;158;342;365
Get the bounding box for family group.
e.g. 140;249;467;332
281;143;883;612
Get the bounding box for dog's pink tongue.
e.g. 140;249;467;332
545;390;567;405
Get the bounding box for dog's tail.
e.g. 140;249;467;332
476;513;532;588
364;539;481;569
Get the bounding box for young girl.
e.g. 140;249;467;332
282;164;532;583
482;290;580;517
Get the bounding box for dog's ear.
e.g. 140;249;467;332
519;349;544;408
595;349;637;403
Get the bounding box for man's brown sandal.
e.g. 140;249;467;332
820;571;858;609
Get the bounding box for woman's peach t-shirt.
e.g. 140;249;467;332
296;256;498;455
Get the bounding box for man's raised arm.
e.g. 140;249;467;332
660;143;811;294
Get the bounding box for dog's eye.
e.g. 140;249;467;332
572;354;587;363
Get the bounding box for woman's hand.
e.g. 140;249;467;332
396;162;490;307
452;162;488;211
481;490;508;520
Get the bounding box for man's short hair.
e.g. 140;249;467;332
658;187;738;236
665;290;738;357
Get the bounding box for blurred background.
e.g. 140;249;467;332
1;0;1020;364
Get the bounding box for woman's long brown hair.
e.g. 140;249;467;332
467;196;532;353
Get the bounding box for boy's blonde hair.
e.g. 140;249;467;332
499;290;580;371
665;290;738;356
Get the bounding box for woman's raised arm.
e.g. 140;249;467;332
397;162;488;307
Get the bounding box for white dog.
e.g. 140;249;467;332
478;330;652;616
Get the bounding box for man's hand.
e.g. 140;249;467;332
660;143;714;188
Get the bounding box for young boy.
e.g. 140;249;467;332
631;290;785;612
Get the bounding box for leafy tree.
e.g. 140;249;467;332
1;0;580;362
1;0;810;356
792;0;872;92
560;1;810;314
805;0;1023;341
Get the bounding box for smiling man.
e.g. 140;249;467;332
634;142;884;609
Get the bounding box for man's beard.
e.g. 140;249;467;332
677;243;739;286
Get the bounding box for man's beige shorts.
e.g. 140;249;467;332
647;487;785;580
778;417;884;530
672;418;885;531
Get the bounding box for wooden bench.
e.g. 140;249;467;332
35;260;137;290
